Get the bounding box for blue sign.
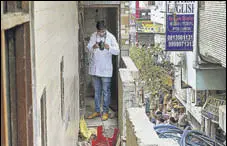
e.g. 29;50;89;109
166;1;197;51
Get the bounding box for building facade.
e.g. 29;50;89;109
1;1;131;146
170;1;226;143
1;2;80;146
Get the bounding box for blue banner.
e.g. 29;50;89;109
166;1;196;51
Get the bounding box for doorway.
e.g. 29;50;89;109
1;23;33;146
80;6;120;113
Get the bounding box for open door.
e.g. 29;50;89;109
1;2;33;145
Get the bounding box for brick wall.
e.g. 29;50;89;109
33;2;79;146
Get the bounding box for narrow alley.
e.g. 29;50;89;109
1;1;226;146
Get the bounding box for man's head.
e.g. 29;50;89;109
169;117;176;123
159;118;165;123
96;21;106;37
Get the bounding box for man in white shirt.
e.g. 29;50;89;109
87;21;120;121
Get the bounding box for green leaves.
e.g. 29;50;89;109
129;45;173;97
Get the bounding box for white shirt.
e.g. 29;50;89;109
87;31;120;77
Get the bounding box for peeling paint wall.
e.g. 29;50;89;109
32;2;80;146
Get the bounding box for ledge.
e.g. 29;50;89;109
127;107;179;146
1;12;30;30
120;56;139;80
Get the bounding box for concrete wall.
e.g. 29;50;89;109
154;33;165;49
219;105;226;133
196;69;226;90
174;67;187;103
32;2;79;146
185;52;197;89
126;108;179;146
118;56;139;145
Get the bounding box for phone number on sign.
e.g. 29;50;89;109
168;41;193;47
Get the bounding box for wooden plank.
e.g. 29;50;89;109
1;31;9;146
22;1;29;13
15;24;27;146
7;28;18;146
6;1;17;12
24;22;33;146
1;12;29;30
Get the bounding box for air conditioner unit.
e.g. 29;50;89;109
219;105;226;133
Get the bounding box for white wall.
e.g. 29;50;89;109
32;2;79;146
154;33;165;49
185;52;197;89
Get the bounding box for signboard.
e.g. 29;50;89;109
202;97;226;122
139;9;151;20
166;1;197;51
136;21;164;33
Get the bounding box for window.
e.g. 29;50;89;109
196;90;206;106
216;90;226;95
3;1;29;13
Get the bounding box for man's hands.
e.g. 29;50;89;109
93;43;99;49
104;44;109;50
93;43;110;50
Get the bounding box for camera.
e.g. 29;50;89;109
98;41;105;50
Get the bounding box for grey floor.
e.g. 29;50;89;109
78;96;118;146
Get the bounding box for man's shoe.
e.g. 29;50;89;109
102;113;109;121
87;112;101;119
